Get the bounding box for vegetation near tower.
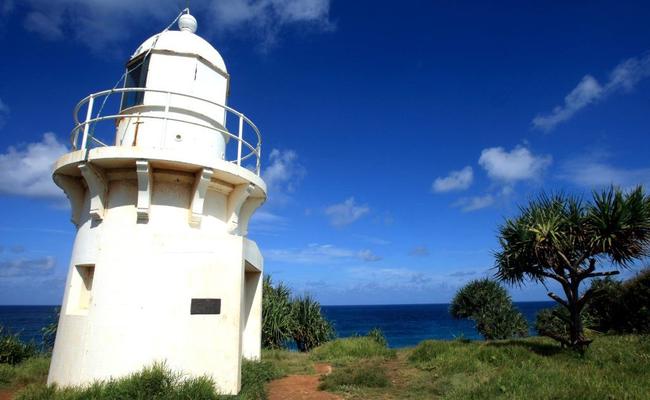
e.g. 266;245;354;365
450;278;528;340
495;186;650;352
262;276;334;351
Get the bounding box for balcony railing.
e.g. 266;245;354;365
70;87;262;175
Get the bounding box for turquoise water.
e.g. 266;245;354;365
0;302;554;349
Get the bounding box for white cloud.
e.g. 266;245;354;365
0;97;8;129
262;149;306;204
267;243;381;264
453;194;495;212
478;145;551;183
560;156;650;188
325;197;369;227
409;246;429;257
432;166;473;193
0;133;67;198
12;0;333;52
533;53;650;131
0;256;55;277
358;249;382;262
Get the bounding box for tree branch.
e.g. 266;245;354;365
547;292;569;308
584;270;620;279
539;271;569;286
577;287;596;310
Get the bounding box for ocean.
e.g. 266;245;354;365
0;302;554;349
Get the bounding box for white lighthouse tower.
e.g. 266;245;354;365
48;10;266;394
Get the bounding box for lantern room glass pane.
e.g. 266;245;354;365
121;55;150;110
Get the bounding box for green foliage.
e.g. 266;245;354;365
16;363;219;400
450;279;528;340
534;307;593;345
262;276;294;349
41;308;60;353
262;275;335;351
494;186;650;351
0;325;38;366
13;360;279;400
366;328;388;348
585;269;650;334
623;269;650;332
319;362;389;390
290;295;334;352
237;359;281;400
399;336;650;399
310;336;395;364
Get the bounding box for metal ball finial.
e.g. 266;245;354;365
178;11;197;33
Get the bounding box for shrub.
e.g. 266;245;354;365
408;340;454;364
262;276;294;349
450;279;528;340
319;362;389;390
290;295;334;352
0;326;38;366
238;359;281;400
311;336;395;363
366;328;388;348
263;275;335;351
16;363;220;400
621;269;650;333
580;269;650;334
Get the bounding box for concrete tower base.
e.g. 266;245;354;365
48;147;266;394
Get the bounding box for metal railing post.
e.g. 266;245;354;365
237;114;243;166
81;96;94;150
256;146;261;176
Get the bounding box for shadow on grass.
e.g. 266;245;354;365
485;339;565;356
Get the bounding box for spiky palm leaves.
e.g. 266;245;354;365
262;276;293;349
291;295;334;352
495;186;650;351
262;276;335;351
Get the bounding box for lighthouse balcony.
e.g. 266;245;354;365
69;87;262;176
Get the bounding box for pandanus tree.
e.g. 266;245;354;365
495;186;650;352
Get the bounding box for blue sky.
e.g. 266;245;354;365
1;0;649;305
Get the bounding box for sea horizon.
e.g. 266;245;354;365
1;302;555;348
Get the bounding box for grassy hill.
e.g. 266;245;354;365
2;335;649;399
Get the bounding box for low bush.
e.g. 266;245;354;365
319;362;389;390
238;359;281;400
408;340;455;364
450;279;528;340
0;325;38;366
16;363;218;400
311;336;395;364
366;328;388;348
14;360;280;400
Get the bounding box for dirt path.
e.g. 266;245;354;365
267;363;341;400
0;388;17;400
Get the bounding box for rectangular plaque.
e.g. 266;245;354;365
190;298;221;315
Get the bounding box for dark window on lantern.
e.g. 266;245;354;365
121;54;150;110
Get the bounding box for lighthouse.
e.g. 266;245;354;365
47;10;266;394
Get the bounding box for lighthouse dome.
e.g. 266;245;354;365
131;30;228;75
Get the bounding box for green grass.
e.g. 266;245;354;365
0;357;50;390
310;336;396;365
319;362;390;390
12;359;281;400
5;335;650;399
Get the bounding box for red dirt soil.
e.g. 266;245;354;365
267;363;341;400
0;388;17;400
